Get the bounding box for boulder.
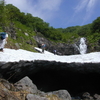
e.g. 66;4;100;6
52;90;71;100
14;76;38;94
94;94;100;100
82;92;93;100
26;94;48;100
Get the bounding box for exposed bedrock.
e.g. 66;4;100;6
0;60;100;97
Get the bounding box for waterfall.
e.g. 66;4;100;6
79;37;87;54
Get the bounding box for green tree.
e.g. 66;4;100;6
77;24;91;36
5;4;20;22
0;0;5;26
0;0;10;30
92;17;100;33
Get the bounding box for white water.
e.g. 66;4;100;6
79;37;87;54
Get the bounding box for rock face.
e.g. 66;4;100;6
34;33;100;55
34;35;81;55
0;60;100;98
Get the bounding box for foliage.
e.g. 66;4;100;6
0;2;100;52
0;0;6;26
77;24;92;36
92;17;100;33
87;32;100;43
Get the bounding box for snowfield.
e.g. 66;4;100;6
0;47;100;63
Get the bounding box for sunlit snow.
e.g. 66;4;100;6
0;47;100;63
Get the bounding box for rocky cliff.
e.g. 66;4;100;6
34;34;88;55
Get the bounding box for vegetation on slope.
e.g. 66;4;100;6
0;0;100;51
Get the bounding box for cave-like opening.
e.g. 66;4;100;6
2;61;100;97
28;68;100;97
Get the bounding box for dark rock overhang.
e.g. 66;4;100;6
0;60;100;96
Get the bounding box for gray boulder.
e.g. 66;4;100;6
26;94;48;100
47;90;71;100
14;76;38;94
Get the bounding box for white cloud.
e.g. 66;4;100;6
86;0;97;12
5;0;62;21
74;0;97;14
5;0;32;12
37;0;62;11
74;0;88;13
83;0;98;24
74;0;98;25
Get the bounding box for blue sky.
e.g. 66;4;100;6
5;0;100;28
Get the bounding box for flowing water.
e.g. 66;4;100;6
79;37;87;54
